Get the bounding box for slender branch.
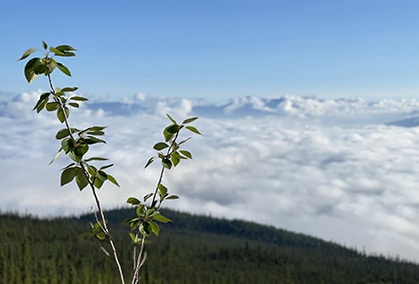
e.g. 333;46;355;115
150;130;181;207
47;72;126;284
131;235;146;284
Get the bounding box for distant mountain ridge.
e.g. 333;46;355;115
2;91;419;126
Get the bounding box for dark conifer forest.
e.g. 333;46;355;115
1;208;419;283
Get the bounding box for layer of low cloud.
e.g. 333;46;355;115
2;91;419;262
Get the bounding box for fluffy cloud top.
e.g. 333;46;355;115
2;91;419;262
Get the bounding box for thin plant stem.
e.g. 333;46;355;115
47;72;126;284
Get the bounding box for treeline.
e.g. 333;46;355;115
1;208;419;283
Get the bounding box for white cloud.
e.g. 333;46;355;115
2;92;419;262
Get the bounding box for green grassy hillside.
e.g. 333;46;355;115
1;208;418;283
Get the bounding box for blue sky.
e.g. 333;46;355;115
1;0;418;102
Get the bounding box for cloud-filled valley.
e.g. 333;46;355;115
2;91;419;262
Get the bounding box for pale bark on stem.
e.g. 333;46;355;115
47;73;126;284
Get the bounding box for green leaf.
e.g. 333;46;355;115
75;168;89;191
95;232;106;241
158;184;168;198
86;130;105;136
143;193;153;202
55;128;78;140
180;150;192;159
61;87;78;92
129;232;141;244
166;114;177;124
166;195;179;200
171;151;181;167
83;136;106;145
149;221;160;236
186;125;201;135
146;208;155;217
68;102;79;108
24;57;41;83
144;157;156;168
166;124;181;134
107;174;119;187
153;142;169;151
139;222;151;236
88;126;107;131
19;48;36;61
69;144;89;162
162;158;172;169
70;96;88;101
33;92;50;112
153;213;172;223
127;197;141;205
42;41;48;50
49;47;66;56
84;157;108;162
55;45;77;52
51;45;76;57
33;63;48;75
136;204;145;217
56;62;72;76
45;102;59;111
57;106;70;123
93;177;105;189
182;117;198;124
61;138;75;153
49;148;63;165
61;167;76;186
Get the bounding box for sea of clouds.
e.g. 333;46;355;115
2;91;419;261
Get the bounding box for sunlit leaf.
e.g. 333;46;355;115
49;148;63;165
49;47;65;56
19;48;36;61
61;87;78;92
186;125;201;135
149;221;160;236
61;167;76;186
166;124;181;134
139;222;151;236
136;204;145;217
153;142;169;151
75;168;89;191
171;151;181;167
107;174;120;187
56;128;74;140
24;57;41;83
166;195;179;200
182;117;198;124
70;96;88;101
166;114;177;124
84;157;108;162
158;184;168;198
33;92;50;112
180;150;192;159
127;197;141;205
55;45;77;51
57;106;70;123
56;62;71;76
162;158;172;169
61;137;75;153
95;232;106;241
46;102;59;111
153;213;172;223
144;157;156;168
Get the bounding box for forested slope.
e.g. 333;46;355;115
1;208;419;283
